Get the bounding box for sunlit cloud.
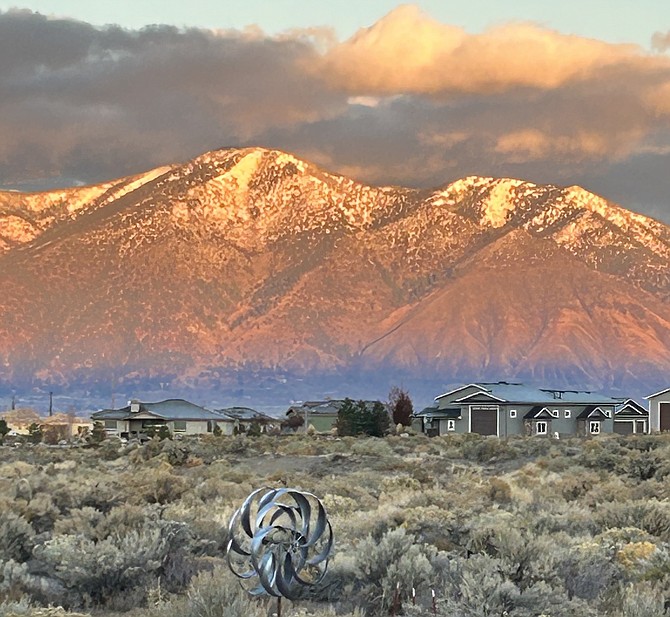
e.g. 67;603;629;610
0;5;669;222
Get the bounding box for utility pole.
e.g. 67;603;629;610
48;391;53;416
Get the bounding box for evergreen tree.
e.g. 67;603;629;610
28;422;43;444
156;425;171;440
336;398;358;436
368;401;391;437
0;417;9;443
338;399;390;437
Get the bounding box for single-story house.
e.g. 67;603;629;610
285;399;389;433
213;407;278;433
416;382;648;438
91;398;230;439
286;400;344;433
645;388;670;432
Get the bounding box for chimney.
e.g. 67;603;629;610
130;400;140;413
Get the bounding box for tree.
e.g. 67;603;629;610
337;399;390;437
336;398;358;436
0;417;9;443
366;401;391;437
27;422;43;444
89;421;107;444
281;413;305;432
156;425;171;440
389;386;414;426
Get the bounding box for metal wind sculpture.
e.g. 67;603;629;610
226;487;334;602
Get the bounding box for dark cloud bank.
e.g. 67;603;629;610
1;7;669;222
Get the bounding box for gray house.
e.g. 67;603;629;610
214;407;278;433
417;382;648;438
645;388;670;432
91;399;230;438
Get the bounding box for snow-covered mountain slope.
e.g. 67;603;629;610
0;147;668;394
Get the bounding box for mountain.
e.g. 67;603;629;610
0;147;669;403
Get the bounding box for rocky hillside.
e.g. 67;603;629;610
0;147;668;397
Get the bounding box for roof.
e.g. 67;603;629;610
576;406;611;420
436;382;620;405
645;387;670;400
415;405;461;419
214;407;274;422
286;400;387;417
614;399;648;417
524;406;556;420
91;399;222;421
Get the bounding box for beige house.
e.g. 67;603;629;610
91;399;232;439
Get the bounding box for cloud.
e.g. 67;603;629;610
322;4;650;95
0;9;344;183
0;6;669;224
652;30;670;52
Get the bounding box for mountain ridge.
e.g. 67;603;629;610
0;146;668;400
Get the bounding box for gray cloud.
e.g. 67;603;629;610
1;7;669;224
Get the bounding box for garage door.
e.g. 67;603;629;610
661;403;670;432
613;422;633;435
471;408;497;435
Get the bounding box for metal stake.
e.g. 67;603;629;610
277;596;281;617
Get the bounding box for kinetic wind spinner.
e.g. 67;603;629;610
226;487;334;600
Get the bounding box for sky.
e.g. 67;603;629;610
1;1;670;222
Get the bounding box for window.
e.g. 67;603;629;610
509;409;517;418
447;419;456;431
173;420;187;432
103;420;117;430
564;409;571;418
536;421;548;435
589;421;600;434
551;409;559;418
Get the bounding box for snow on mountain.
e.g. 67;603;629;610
0;146;668;397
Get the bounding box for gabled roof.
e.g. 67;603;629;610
435;383;487;400
645;387;670;400
614;399;648;417
524;406;556;420
92;399;222;421
576;406;611;420
455;390;506;403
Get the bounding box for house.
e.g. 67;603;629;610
286;400;344;433
41;413;93;441
285;399;389;433
416;382;648;438
91;398;230;439
0;408;42;435
645;388;670;432
214;407;278;433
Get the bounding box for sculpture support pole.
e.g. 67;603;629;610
277;597;281;617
